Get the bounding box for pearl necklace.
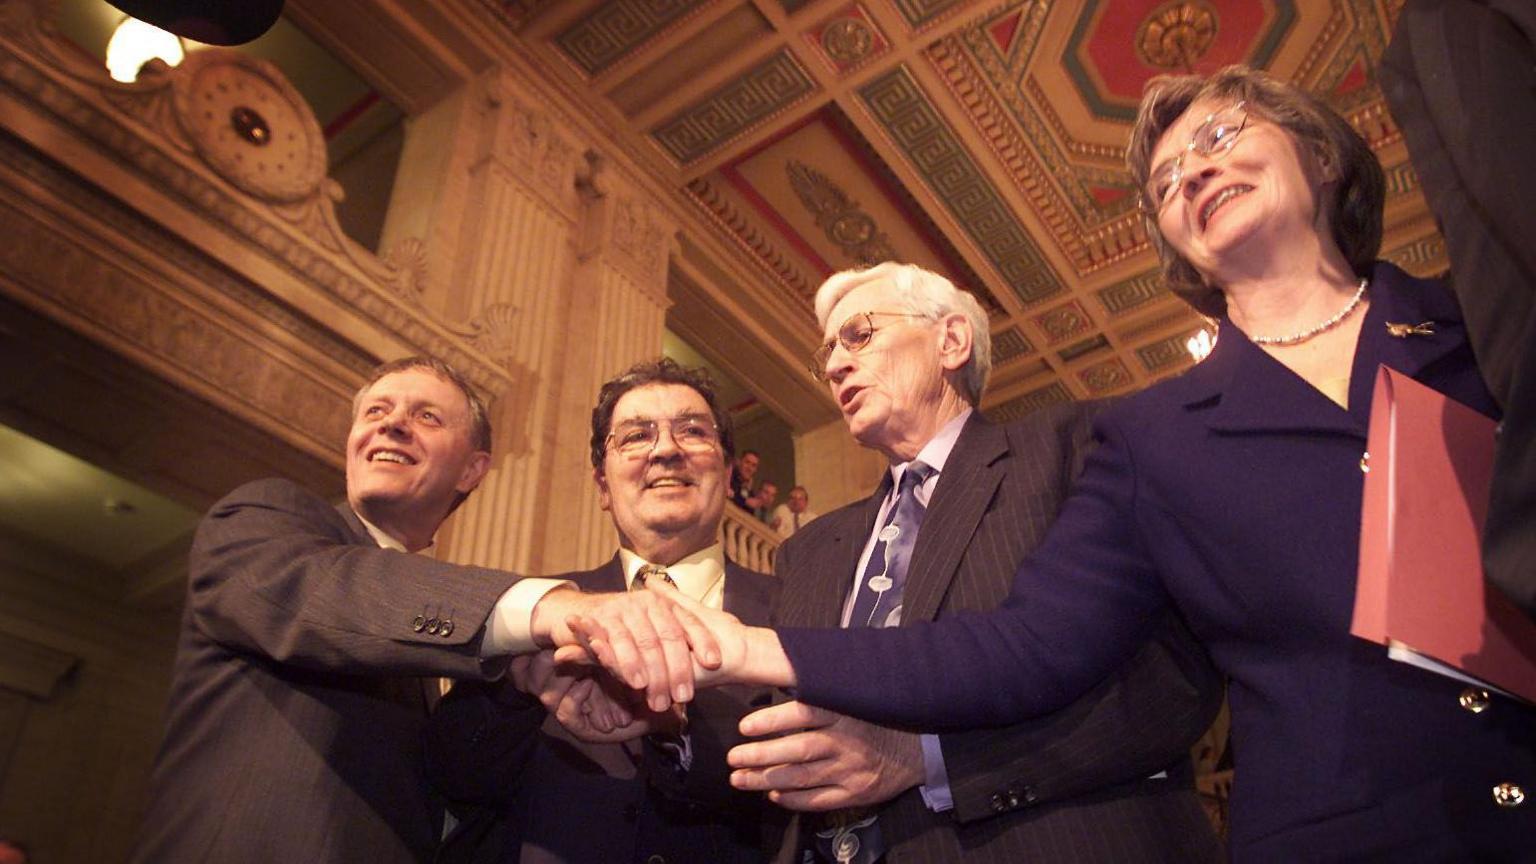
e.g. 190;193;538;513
1250;278;1369;346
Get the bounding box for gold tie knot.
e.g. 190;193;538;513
632;565;676;591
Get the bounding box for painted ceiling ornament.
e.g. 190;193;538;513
786;160;896;266
1135;0;1219;72
821;16;874;65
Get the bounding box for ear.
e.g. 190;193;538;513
456;450;492;494
1312;145;1340;183
937;313;973;373
593;466;613;512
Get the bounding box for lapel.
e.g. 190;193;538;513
900;415;1006;625
796;478;892;629
1176;262;1467;437
721;562;769;625
588;554;628;593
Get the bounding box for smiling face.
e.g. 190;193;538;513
596;383;727;563
821;279;961;459
788;487;808;513
1148;98;1333;285
345;368;491;550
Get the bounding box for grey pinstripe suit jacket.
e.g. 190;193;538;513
770;406;1224;863
132;479;519;864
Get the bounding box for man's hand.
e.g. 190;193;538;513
555;587;799;696
529;586;719;712
727;701;923;811
510;652;683;744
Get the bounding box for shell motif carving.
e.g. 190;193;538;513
170;50;328;203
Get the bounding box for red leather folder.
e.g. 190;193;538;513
1352;366;1536;703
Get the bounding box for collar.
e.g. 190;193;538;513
354;511;412;552
618;542;727;606
888;406;972;485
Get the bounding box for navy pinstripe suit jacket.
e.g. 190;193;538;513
771;407;1224;863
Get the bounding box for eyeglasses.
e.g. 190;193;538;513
809;311;929;380
1145;101;1248;212
605;414;720;457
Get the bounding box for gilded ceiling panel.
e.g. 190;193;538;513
859;65;1064;307
652;49;818;164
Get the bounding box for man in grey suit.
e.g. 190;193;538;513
427;358;784;863
132;356;714;864
728;263;1224;862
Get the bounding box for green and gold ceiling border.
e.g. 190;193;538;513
653;49;817;165
858;64;1063;307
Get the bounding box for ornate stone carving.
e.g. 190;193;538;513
785;160;895;266
991;327;1034;364
1136;332;1200;373
1136;1;1219;71
483;74;583;222
0;10;517;398
821;17;875;65
170;50;328;203
1097;269;1169;315
653;50;816;165
685;177;815;306
554;0;707;75
1078;358;1132;394
859;64;1062;306
986;382;1073;423
1032;301;1092;343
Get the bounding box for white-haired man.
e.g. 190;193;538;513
727;263;1224;862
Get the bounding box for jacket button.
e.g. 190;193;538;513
1492;783;1526;808
646;856;666;864
1359;451;1370;473
425;617;441;635
989;792;1008;813
1458;688;1491;713
439;619;454;637
411;615;426;633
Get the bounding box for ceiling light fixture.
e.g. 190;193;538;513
105;16;185;83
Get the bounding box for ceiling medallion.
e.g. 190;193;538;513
1135;1;1219;71
821;18;874;65
786;160;895;265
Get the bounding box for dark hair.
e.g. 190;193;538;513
740;449;760;460
589;357;735;470
352;356;492;453
1127;65;1385;317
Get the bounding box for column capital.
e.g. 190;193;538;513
576;153;679;305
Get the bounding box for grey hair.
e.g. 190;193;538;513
814;262;992;403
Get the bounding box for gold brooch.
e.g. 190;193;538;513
1386;321;1436;338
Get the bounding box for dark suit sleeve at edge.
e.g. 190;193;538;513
188;478;519;678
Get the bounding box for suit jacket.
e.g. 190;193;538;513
131;478;522;864
1381;0;1536;618
778;263;1536;861
426;555;784;864
771;406;1224;863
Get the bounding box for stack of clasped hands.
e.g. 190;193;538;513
535;583;918;812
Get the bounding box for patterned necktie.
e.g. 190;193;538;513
814;462;935;864
846;461;935;630
632;564;677;590
631;564;692;772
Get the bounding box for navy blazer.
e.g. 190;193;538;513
780;262;1536;861
427;555;782;864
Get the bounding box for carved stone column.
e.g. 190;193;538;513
793;418;887;513
409;71;675;575
538;159;678;573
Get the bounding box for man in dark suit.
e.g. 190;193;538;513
1381;0;1536;619
132;356;713;864
426;358;784;863
727;263;1224;862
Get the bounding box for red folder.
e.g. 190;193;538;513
1352;366;1536;703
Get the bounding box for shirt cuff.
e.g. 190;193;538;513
480;578;575;657
918;733;954;812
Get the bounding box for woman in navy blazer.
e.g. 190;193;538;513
602;68;1536;861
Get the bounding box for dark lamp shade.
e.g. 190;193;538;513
104;0;285;46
